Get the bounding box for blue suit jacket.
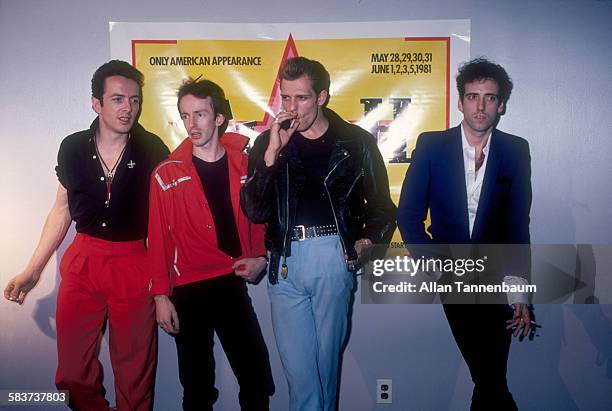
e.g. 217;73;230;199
397;125;532;286
397;124;531;251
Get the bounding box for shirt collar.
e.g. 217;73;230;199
461;122;492;155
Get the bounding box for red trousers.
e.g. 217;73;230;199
55;233;157;411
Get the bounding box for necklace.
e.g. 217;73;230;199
94;132;130;207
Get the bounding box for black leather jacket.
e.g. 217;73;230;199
240;108;397;283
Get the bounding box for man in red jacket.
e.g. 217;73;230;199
147;78;274;410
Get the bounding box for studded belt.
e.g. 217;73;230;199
290;224;338;241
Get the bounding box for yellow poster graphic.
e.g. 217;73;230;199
112;21;470;240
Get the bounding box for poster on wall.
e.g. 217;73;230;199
110;20;470;215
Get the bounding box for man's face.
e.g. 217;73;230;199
458;78;504;135
92;75;140;136
179;94;224;148
280;75;328;132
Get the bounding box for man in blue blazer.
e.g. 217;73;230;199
397;58;532;411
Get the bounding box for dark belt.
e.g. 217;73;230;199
290;224;338;241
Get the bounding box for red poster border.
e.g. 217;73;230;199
131;39;178;67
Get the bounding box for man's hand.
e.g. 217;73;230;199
233;257;267;283
354;238;373;259
154;295;180;334
3;183;71;306
4;271;41;305
344;238;373;272
506;303;531;337
264;111;299;166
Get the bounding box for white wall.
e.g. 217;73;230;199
1;0;611;410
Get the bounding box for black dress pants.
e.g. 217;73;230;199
171;273;275;411
443;304;518;411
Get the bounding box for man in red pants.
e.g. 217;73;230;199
4;60;169;410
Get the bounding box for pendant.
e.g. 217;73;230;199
280;264;288;279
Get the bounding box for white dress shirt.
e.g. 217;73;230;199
460;123;528;305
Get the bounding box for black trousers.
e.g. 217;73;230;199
443;304;518;411
171;274;275;411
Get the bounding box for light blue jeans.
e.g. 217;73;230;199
268;235;355;411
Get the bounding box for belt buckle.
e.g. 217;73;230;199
295;225;306;241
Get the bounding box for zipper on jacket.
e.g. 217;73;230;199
346;168;363;199
248;218;252;256
173;246;182;276
281;162;290;278
324;151;350;254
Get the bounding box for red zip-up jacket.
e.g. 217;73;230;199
147;133;266;296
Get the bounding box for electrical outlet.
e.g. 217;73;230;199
376;378;392;404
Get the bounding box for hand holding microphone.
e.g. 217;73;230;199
265;108;299;166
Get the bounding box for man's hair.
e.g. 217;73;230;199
280;56;331;98
456;58;513;105
177;77;231;135
91;60;144;104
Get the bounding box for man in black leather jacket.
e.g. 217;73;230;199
241;56;396;411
